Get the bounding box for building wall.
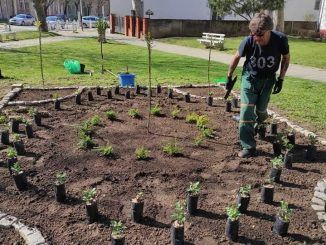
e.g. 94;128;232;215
319;0;326;36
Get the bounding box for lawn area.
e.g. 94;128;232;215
0;38;325;135
158;36;326;69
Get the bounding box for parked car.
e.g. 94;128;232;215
46;16;65;29
82;16;99;28
9;14;35;26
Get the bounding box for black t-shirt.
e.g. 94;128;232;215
238;31;289;78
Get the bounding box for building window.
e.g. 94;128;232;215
315;0;321;10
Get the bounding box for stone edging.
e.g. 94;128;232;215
311;179;326;232
0;210;47;244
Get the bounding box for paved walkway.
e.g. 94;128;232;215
1;29;325;82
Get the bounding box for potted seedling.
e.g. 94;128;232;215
111;220;126;245
6;147;17;175
167;88;173;99
287;129;295;146
28;107;42;126
156;84;162;94
225;99;232;112
236;184;251;213
163;140;182;157
257;124;266;139
82;188;98;223
184;92;190;103
225;204;240;242
11;162;28;191
1;124;10;145
231;97;239;108
114;86;120;95
135;146;150;160
106;110;117;121
10;117;20;133
150;104;162;117
131;191;144;223
96;86;101;95
207;91;213;106
261;178;275;204
95;144;114;158
171;107;180;119
125;90;131;99
107;89;113;99
273;201;293;236
88;90;94;101
55;172;67;203
171;200;186;245
52;93;60;110
283;141;294;169
12;133;25;155
273;133;283;157
270;120;278;135
269;156;283;183
75;93;82;105
22;119;34;138
306;133;317;161
186;181;201;215
128;108;141;119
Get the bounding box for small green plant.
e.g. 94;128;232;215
78;134;95;149
171;200;186;225
162;141;182;156
150;104;162;116
106;110;117;121
187;182;201;196
56;172;67;185
186;112;199;124
28;107;39;117
276;133;284;143
193;134;204;146
208;91;213;96
226;204;241;221
21;117;31;125
238;184;251;197
111;220;126;237
308;133;317;145
196;115;209;129
7;147;17;158
128;108;141;118
82;188;96;203
264;177;275;185
0;114;7;124
171;107;180;119
284;142;294;152
200;127;215;138
78;121;94;136
96;144;114;157
134;191;144;202
12;133;20;142
135;146;150;160
271;156;283;169
89;115;101;126
11;162;22;174
52;93;60;100
278;201;293;222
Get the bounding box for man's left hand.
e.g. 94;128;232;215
273;77;283;94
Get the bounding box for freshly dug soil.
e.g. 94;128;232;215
0;87;325;244
14;88;76;101
0;227;25;244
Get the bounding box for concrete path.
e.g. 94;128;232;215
0;29;325;82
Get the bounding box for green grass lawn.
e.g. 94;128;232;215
0;38;325;135
158;36;326;69
15;31;60;41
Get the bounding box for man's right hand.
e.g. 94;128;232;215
226;76;233;90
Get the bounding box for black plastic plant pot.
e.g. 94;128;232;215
131;201;144;223
114;86;120;95
88;91;94;101
107;90;113;99
187;195;199;216
261;184;274;204
283;152;293;169
135;85;141;94
171;221;184;245
14;140;25;155
111;235;125;245
258;126;266;139
86;201;99;223
207;96;213;106
232;97;238;108
271;123;278;135
156;85;162;94
11;119;19;133
306;145;316;161
225;101;232;112
168;89;173;99
236;195;250;213
33;114;42;126
55;184;66;203
225;218;239;242
269;168;282;183
96;86;101;95
54;100;60;110
75;94;81;105
184;93;190;103
1;129;10;145
25;124;34;138
273;215;289;237
7;157;17;175
125;91;131;99
13;172;28;191
287;133;295;145
80;63;85;73
273;141;282;156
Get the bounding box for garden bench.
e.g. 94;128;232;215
0;31;17;42
197;32;225;50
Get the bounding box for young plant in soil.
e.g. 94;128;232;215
28;107;41;126
10;117;20;133
52;93;60;110
225;204;240;242
1;124;10;145
12;133;25;155
22;118;34;138
131;192;144;223
186;112;199;124
186;181;201;215
55;172;67;203
162;140;182;157
171;107;180;119
273;133;284;156
128;108;141;119
167;87;173;99
261;178;275;204
11;162;28;191
236;184;251;213
82;188;98;223
193;134;204;147
306;133;317;161
0;114;7;124
286;129;295;145
184;92;191;102
269;156;283;183
196;115;209;129
135;146;150;160
6;147;17;175
283;140;294;169
89;115;101;126
207;92;213;106
78;121;94;137
111;220;126;244
75;93;82;105
171;200;186;245
106;110;117;121
78;134;96;149
95;144;114;158
273;200;293;236
150;104;162;117
200;127;215;139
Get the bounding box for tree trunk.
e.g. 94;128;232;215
276;8;284;32
33;0;48;32
132;0;143;17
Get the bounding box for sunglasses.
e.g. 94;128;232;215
250;31;265;37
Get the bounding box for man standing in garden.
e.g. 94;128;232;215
226;12;290;158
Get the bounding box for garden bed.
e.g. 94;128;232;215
0;227;25;244
0;86;325;244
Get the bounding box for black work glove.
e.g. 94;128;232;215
226;76;233;90
273;77;283;94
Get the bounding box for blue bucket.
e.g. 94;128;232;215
119;73;135;87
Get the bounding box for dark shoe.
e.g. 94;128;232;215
238;148;256;158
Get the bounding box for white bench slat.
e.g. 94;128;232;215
198;32;225;49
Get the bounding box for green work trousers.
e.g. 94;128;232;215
239;72;276;150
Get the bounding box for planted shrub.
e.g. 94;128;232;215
186;182;201;215
106;110;117;121
273;133;283;156
55;172;67;203
1;125;10;145
135;146;150;160
193;134;204;147
283;140;294;169
273;201;293;236
78;121;94;136
10;118;20;133
131;192;144;223
78;134;95;149
225;204;240;242
150;104;162;117
89;115;101;126
196;115;209;129
306;133;317;161
270;156;283;183
96;144;114;157
236;184;251;213
163;141;182;156
0;114;7;124
185;112;199;124
200;127;215;139
22;119;34;138
171;201;186;245
11;162;28;191
128;108;141;119
28;107;41;126
6;147;17;175
171;107;180;119
82;188;98;223
111;220;126;244
12;133;25;155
